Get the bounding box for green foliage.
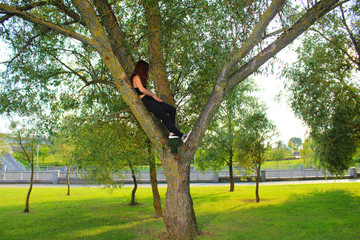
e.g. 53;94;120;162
283;1;360;175
66;114;148;186
0;133;11;156
237;111;277;166
288;137;302;150
195;81;257;172
300;137;315;164
266;146;291;162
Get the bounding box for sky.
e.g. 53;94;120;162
253;73;309;144
252;46;309;144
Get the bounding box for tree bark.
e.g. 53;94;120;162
148;141;163;217
143;0;175;105
255;163;261;203
93;0;134;77
229;148;234;192
24;161;33;213
129;162;138;205
67;165;71;196
161;149;200;238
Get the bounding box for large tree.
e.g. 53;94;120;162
0;0;344;238
284;0;360;175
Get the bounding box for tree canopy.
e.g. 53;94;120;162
284;0;360;175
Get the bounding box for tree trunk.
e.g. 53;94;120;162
67;165;71;196
24;162;34;213
229;158;234;192
129;162;138;205
148;141;163;217
162;149;200;239
255;163;261;203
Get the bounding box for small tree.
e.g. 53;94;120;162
288;137;303;150
237;111;277;202
267;145;291;167
10;122;38;212
196;82;257;192
301;137;315;165
38;145;50;165
53;132;74;195
0;133;11;157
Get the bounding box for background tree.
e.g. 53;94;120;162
288;137;302;150
284;0;360;175
53;131;75;195
266;144;291;167
10;121;39;213
237;110;277;202
0;133;11;157
0;0;344;238
301;137;315;165
196;81;257;192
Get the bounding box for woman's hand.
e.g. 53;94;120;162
153;96;163;102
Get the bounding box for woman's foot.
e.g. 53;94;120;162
181;131;191;142
169;132;179;139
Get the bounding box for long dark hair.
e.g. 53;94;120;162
130;60;149;87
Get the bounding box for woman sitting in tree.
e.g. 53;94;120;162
130;60;190;142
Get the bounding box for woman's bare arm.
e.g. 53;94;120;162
133;76;163;102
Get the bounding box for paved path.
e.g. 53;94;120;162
0;179;359;188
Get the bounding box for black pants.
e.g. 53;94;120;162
141;95;184;138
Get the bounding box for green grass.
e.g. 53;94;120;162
263;159;314;169
1;183;359;239
12;152;64;167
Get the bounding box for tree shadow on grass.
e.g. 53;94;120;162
196;189;360;240
0;193;165;240
1;187;360;240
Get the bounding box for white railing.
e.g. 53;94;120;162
0;168;357;184
0;171;60;184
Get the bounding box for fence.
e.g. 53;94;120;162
0;168;358;184
0;171;60;184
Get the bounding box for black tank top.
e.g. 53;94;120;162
134;87;145;96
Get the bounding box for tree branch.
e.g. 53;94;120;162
0;1;47;23
181;0;341;160
180;0;286;159
227;0;342;90
340;4;360;68
51;0;86;26
262;28;287;39
226;0;287;74
310;27;358;67
94;0;134;77
70;0;168;152
143;0;174;105
0;4;96;48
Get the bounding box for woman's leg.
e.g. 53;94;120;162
142;97;184;138
159;102;176;125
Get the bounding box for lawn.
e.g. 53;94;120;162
0;183;359;239
262;159;314;169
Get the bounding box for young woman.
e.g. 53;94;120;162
130;60;189;142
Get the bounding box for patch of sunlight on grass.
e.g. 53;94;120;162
1;183;359;240
71;217;158;238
